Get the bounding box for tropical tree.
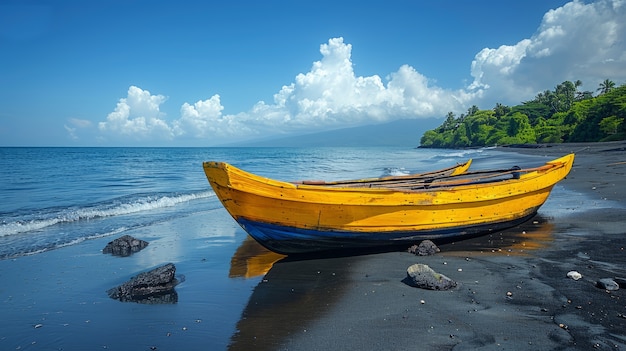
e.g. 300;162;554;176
554;81;576;111
419;81;625;148
439;112;456;132
576;90;594;101
599;116;622;135
466;105;479;117
574;80;583;90
597;79;616;95
493;103;510;118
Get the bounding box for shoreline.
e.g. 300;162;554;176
242;141;626;350
496;141;626;206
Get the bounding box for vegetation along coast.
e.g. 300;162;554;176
420;79;625;148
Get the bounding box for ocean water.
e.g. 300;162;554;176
1;146;568;350
0;146;535;260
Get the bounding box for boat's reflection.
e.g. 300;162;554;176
227;215;554;350
229;236;286;279
228;241;360;351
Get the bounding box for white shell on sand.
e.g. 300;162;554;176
567;271;582;280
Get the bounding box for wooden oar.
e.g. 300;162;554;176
297;160;471;186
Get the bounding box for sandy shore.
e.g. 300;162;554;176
230;142;626;351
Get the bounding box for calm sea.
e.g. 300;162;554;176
0;146;537;260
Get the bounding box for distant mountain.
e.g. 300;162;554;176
230;118;441;147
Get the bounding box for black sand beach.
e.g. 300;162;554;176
231;142;626;351
1;143;625;351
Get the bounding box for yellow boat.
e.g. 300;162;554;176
203;154;574;254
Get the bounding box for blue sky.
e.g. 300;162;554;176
1;0;625;146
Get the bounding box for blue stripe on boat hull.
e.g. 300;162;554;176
237;210;539;255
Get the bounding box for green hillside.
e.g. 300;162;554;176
420;80;626;148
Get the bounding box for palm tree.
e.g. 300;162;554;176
467;105;479;116
493;103;510;118
597;79;616;95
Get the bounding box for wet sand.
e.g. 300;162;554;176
231;142;626;351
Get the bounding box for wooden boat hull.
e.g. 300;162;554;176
203;154;574;254
236;212;538;254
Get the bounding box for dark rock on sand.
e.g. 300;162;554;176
614;277;626;288
408;240;440;256
107;263;181;303
103;235;149;256
404;263;457;290
596;278;620;291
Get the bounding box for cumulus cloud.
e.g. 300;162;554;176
99;38;472;145
97;0;626;145
470;0;626;105
256;38;469;128
177;37;470;142
98;86;174;140
174;95;246;138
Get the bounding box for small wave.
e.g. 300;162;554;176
429;149;484;160
383;167;410;177
0;191;215;237
1;227;130;260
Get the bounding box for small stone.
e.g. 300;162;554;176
107;263;180;303
614;277;626;288
596;278;619;291
408;240;440;256
102;235;149;257
405;264;457;290
567;271;582;280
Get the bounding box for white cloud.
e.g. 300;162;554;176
98;86;174;140
181;37;470;141
174;95;255;140
98;38;472;144
64;118;92;140
97;0;626;145
64;124;77;140
470;0;626;105
68;118;92;128
257;38;470;128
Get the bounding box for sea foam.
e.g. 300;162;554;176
0;191;215;237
